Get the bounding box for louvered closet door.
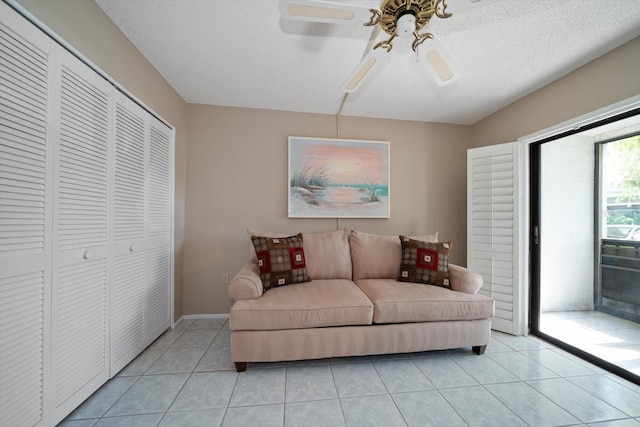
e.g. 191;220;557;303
50;47;113;424
110;93;148;374
0;4;53;426
467;142;523;335
146;117;173;344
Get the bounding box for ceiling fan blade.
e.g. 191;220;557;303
420;38;460;86
279;0;374;24
444;0;485;16
341;48;386;93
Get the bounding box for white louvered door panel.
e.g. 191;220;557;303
110;93;147;374
0;4;53;426
146;117;172;344
51;47;112;425
467;142;523;335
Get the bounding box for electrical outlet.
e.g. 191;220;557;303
222;273;230;284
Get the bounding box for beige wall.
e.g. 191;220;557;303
14;1;640;317
16;0;189;320
472;36;640;147
185;105;472;314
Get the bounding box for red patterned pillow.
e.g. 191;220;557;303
397;236;452;288
250;233;310;291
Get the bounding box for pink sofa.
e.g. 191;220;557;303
228;229;494;372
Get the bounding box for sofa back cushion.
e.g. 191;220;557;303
350;231;439;280
248;228;352;280
303;229;352;279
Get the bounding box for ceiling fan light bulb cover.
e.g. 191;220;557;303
396;14;416;38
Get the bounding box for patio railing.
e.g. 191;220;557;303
600;239;640;323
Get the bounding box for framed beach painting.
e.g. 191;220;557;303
288;136;390;218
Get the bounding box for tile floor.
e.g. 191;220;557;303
540;310;640;376
58;318;640;427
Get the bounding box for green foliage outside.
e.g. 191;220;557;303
606;135;640;225
608;211;640;225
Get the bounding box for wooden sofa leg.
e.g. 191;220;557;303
472;345;487;355
235;362;247;372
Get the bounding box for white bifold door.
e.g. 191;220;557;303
110;94;172;374
0;7;54;426
467;142;526;335
50;46;113;421
0;3;174;426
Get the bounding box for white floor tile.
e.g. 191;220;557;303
484;381;579;426
228;368;286;407
587;419;640;426
412;356;478;389
439;385;528;427
105;374;189;417
170;330;217;348
285;364;338;402
222;404;284;427
340;395;406;427
145;347;207;374
117;349;164;377
450;353;520;384
487;351;559;380
527;377;628;423
158;408;225;427
520;348;599;377
67;376;138;420
330;362;387;398
57;419;99;427
372;359;434;393
567;375;640;417
284;399;346;427
169;371;238;411
188;318;227;330
96;413;164;426
194;345;235;372
64;312;640;427
392;390;467;427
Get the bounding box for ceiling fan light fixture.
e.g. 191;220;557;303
396;13;416;38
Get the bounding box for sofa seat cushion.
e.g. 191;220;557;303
355;279;494;324
230;279;374;331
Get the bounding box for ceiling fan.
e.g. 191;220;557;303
279;0;483;93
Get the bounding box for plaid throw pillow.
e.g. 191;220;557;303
251;233;310;291
397;236;451;288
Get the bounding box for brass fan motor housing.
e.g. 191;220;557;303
366;0;451;51
377;0;447;35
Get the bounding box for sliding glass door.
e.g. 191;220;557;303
529;111;640;385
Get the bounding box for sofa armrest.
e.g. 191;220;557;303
449;264;483;294
228;262;263;300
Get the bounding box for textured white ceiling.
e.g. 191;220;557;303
95;0;640;125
